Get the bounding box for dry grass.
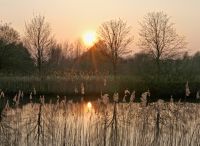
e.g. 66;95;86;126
0;96;200;146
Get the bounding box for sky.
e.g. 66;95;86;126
0;0;200;53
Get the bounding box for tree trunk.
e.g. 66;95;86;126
113;62;117;77
112;55;118;80
156;57;160;73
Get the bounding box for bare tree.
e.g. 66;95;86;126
73;39;84;59
48;43;64;66
98;19;133;76
24;15;54;74
62;41;75;60
139;12;186;71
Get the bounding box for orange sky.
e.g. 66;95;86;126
0;0;200;53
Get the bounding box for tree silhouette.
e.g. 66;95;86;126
0;22;20;70
98;19;133;76
139;12;186;72
24;15;54;75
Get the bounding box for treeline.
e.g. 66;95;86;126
0;21;83;75
0;12;199;81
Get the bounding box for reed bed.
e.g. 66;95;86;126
0;95;200;146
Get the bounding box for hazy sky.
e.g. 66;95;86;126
0;0;200;53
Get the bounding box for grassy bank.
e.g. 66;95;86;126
0;75;200;101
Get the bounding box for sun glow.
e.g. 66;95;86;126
82;31;97;47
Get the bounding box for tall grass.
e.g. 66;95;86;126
0;93;200;146
1;75;199;101
0;75;144;96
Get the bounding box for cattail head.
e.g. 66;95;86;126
157;99;164;109
21;91;24;98
140;91;148;107
103;78;107;86
13;95;17;102
40;95;45;104
97;98;102;105
147;89;150;96
33;87;36;95
5;100;10;110
68;99;73;104
18;90;21;98
113;92;119;102
125;89;130;95
102;94;109;105
57;95;60;104
169;96;174;110
123;95;126;102
29;92;32;100
130;91;136;102
74;87;78;94
196;91;200;99
0;91;5;98
81;83;85;95
17;93;20;104
64;96;67;103
185;81;190;97
170;96;174;103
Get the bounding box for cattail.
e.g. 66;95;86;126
42;95;45;104
123;95;126;102
40;95;45;104
102;94;109;105
17;93;20;105
39;95;42;103
170;96;174;103
125;89;130;95
169;96;174;110
74;87;78;94
140;92;148;107
113;92;119;102
196;91;200;99
68;99;73;104
29;92;32;100
57;95;60;104
5;100;10;110
21;91;24;98
18;90;21;98
103;78;107;86
33;87;36;95
81;83;85;95
130;91;136;102
13;94;17;102
185;81;190;97
147;89;151;96
97;98;102;105
157;99;164;108
0;91;5;98
64;96;67;103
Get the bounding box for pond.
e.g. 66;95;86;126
0;99;200;146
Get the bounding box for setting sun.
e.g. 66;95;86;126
82;31;97;47
87;102;92;109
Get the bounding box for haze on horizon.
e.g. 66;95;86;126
0;0;200;53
